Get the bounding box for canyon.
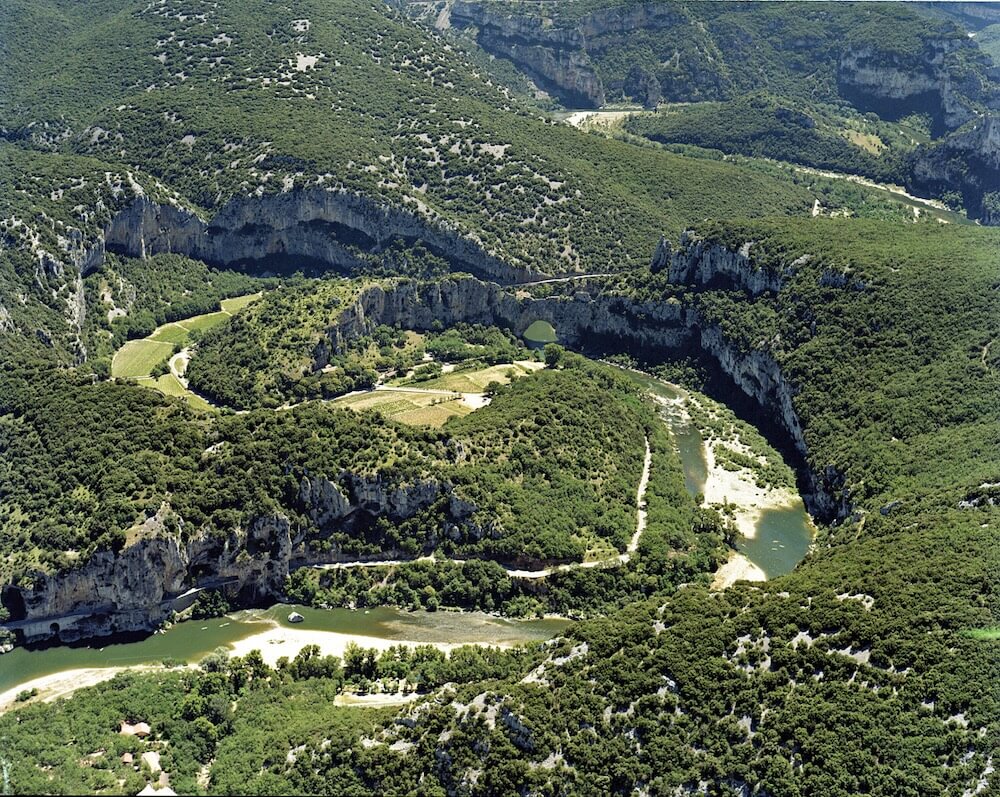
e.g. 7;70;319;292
3;213;843;648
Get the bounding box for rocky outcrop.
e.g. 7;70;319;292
837;39;993;135
446;1;716;107
312;244;846;521
104;190;543;284
4;472;481;646
312;275;688;368
909;114;1000;223
9;231;854;648
667;231;787;296
688;321;849;521
450;1;604;106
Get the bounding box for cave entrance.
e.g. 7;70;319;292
1;586;26;622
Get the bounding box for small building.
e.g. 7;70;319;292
120;721;151;738
120;752;134;765
141;750;161;774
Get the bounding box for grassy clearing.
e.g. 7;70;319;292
395;361;543;393
152;373;214;411
332;389;471;427
583;539;619;563
220;293;263;314
964;628;1000;641
180;311;229;334
111;339;173;378
149;323;191;344
843;129;886;154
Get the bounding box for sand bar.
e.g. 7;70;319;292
0;665;167;714
227;623;485;667
701;438;800;541
712;552;767;590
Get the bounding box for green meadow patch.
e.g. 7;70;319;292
111;339;173;379
964;627;1000;641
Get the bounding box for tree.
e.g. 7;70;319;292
544;343;565;368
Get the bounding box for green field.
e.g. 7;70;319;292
221;293;263;314
111;293;261;405
392;361;543;393
181;311;230;334
110;339;173;379
332;389;473;427
150;298;261;346
152;373;214;412
149;323;192;345
964;627;1000;641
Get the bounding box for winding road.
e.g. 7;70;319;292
313;436;653;580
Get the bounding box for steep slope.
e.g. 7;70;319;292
0;0;831;360
407;0;1000;222
1;220;996;795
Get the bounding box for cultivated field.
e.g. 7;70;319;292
333;389;473;427
111;339;173;378
111;293;261;407
392;361;543;393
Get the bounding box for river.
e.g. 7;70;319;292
621;369;815;579
0;606;567;698
4;347;810;700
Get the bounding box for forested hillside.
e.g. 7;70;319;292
409;0;1000;222
0;1;997;795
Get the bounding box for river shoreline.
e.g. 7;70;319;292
0;665;172;714
226;619;476;667
0;606;567;712
620;366;813;588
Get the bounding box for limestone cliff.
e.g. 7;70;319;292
449;1;603;107
104;190;542;284
4;473;475;646
446;1;709;108
666;231;787;296
837;38;993;135
312;275;688;370
315;253;847;521
909;114;1000;223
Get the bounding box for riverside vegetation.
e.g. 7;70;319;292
0;0;998;795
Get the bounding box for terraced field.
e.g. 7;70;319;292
335;361;544;426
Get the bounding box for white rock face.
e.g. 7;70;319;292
103;192;542;284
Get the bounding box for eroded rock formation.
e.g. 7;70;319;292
104;190;543;284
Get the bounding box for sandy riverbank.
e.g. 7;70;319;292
334;690;423;707
0;665;168;714
701;439;800;541
227;623;477;667
712;552;767;590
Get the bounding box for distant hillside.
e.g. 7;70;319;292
399;0;1000;222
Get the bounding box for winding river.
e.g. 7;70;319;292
1;323;813;704
622;369;815;579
